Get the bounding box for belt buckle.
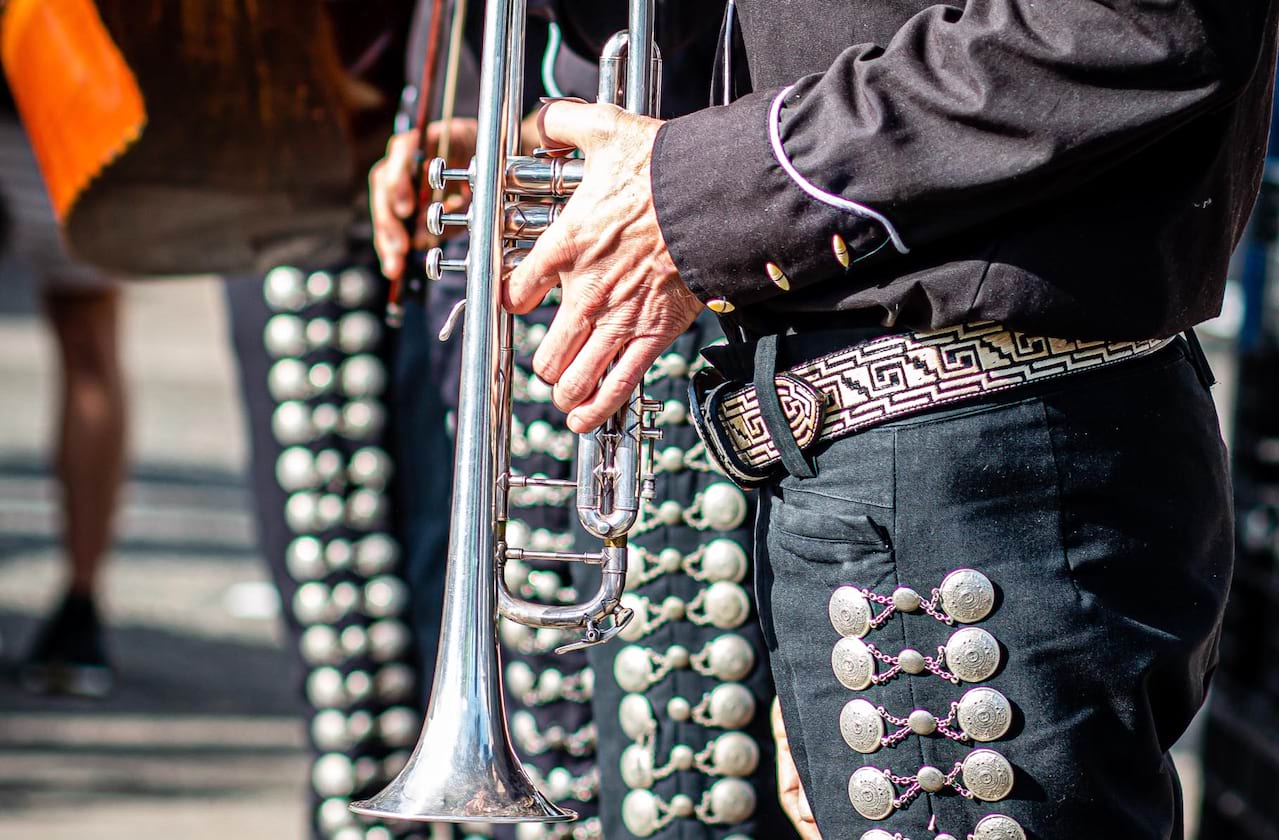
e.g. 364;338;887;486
689;367;785;490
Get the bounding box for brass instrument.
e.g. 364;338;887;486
350;0;661;824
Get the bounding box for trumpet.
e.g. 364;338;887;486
350;0;662;825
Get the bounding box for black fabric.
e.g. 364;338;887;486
649;0;1279;342
751;334;816;480
756;342;1232;839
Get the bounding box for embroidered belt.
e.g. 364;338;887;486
689;321;1175;489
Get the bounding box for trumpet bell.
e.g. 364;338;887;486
349;712;576;824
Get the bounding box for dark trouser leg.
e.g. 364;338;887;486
757;342;1231;840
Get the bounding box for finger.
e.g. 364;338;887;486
371;162;410;280
533;296;592;384
536;99;622;155
565;340;654;434
505;215;574;314
383;131;420;218
551;329;624;413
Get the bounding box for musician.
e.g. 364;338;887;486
487;2;1278;839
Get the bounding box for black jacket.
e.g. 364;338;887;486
605;0;1279;341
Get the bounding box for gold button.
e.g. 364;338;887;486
765;261;791;291
832;234;851;268
707;298;736;314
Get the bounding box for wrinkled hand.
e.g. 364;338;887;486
773;699;821;840
505;100;703;434
369;118;478;281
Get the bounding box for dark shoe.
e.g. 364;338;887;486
19;592;114;698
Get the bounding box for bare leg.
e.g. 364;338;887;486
44;285;127;597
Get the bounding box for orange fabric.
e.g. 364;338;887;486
1;0;145;220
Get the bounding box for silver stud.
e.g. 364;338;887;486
292;582;331;624
338;267;378;308
312;403;340;435
325;539;354;572
706;778;757;823
701;634;755;681
272;401;314;445
706;298;736;314
958;686;1013;742
961;749;1015;802
364;575;409;619
306;667;346;708
621;743;655;789
349;446;392;489
368;619;411;662
908;709;937;736
286;536;326;581
710;732;760;777
940;568;996;623
619;694;656;740
832;234;851;268
347;709;374;741
702;539;748;583
832;636;875;690
937;835;959;840
848;767;895;820
667;644;692;669
314;449;344;486
892;586;922;613
315;493;345;531
660;353;690;378
916;764;947;793
829;585;872;638
305;317;335;350
340;399;386;440
615;646;656;693
506;661;536;697
263;266;307;311
972;814;1027;840
340;626;368;659
355;533;398;576
765;262;791;291
340;354;388;399
329;582;359;619
311;752;354;797
285;492;319;533
376;664;416;703
839;698;884;754
658;500;684;525
307;361;336;395
945;627;1001;683
306;270;336;302
861;832;895;840
264;314;307;358
276;447;317;492
300;624;339;665
268;358;311;402
622;789;660;837
658;446;686;472
667;696;692;722
703;581;751;629
317;796;355;833
669;793;695;817
702;483;748;531
311;709;349;751
346;488;387;529
898;648;927;675
379;706;420;748
338;310;382;354
661;399;688;425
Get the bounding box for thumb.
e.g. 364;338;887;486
537;99;623;155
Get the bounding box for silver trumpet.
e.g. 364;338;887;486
350;0;661;825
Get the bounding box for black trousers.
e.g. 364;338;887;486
756;340;1232;840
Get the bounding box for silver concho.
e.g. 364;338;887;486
972;814;1028;840
839;698;884;754
621;789;660;837
706;778;757;823
847;767;895;820
704;581;752;629
861;832;896;840
620;743;655;789
703;634;756;681
312;752;355;797
702;539;748;583
615;646;656;693
710;732;760;777
944;627;1001;683
702;482;749;531
961;749;1015;802
939;568;996;624
832;636;876;690
705;683;756;729
829;586;872;638
957;687;1013;742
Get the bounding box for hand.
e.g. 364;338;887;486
773;699;821;840
369;118;478;281
504;100;704;434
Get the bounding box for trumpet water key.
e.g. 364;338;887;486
350;0;662;825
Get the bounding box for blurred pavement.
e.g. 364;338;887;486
0;272;310;840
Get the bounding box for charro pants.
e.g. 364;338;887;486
755;340;1232;840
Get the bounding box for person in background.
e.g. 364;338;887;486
0;96;127;699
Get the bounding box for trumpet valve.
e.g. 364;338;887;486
424;248;466;282
426;202;468;237
427;156;472;191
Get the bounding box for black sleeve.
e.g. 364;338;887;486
651;0;1274;311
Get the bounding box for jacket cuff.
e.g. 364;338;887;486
650;87;896;314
